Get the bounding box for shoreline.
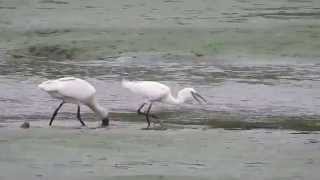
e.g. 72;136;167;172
0;120;319;179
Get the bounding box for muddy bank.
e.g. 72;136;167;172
0;121;320;180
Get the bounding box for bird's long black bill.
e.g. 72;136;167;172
191;92;207;104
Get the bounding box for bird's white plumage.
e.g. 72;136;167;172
39;77;109;124
122;80;170;101
38;77;96;104
122;80;205;105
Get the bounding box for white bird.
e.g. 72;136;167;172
122;80;206;128
38;77;109;127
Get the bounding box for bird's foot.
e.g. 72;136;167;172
152;120;166;130
141;125;152;130
152;125;167;130
141;124;166;130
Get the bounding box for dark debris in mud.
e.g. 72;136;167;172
290;131;319;134
0;6;17;9
305;139;319;144
28;45;78;59
39;0;69;5
31;29;71;36
242;11;320;19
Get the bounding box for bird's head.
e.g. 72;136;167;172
178;88;207;104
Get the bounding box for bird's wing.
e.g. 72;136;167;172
122;80;170;100
38;79;62;92
39;77;96;101
38;77;80;91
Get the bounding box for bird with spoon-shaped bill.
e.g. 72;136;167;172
38;77;109;127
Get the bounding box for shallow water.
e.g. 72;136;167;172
1;52;320;130
0;0;319;130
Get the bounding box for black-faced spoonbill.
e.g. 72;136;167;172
122;80;207;128
38;77;109;127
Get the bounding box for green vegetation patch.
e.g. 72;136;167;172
208;116;320;131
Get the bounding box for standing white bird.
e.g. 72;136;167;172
38;77;109;127
122;80;206;128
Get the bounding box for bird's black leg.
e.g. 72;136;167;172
77;105;86;126
137;103;146;115
49;101;64;126
145;103;153;128
137;103;158;119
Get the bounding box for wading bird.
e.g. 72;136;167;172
38;77;109;127
122;80;206;128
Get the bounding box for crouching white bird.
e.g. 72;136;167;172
122;80;207;128
38;77;109;127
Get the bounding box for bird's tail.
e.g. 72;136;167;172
38;80;60;92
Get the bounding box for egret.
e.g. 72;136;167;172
122;80;206;128
38;77;109;127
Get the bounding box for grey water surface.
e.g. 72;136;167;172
0;0;319;130
1;52;320;130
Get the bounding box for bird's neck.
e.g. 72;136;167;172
87;99;108;119
166;92;185;105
